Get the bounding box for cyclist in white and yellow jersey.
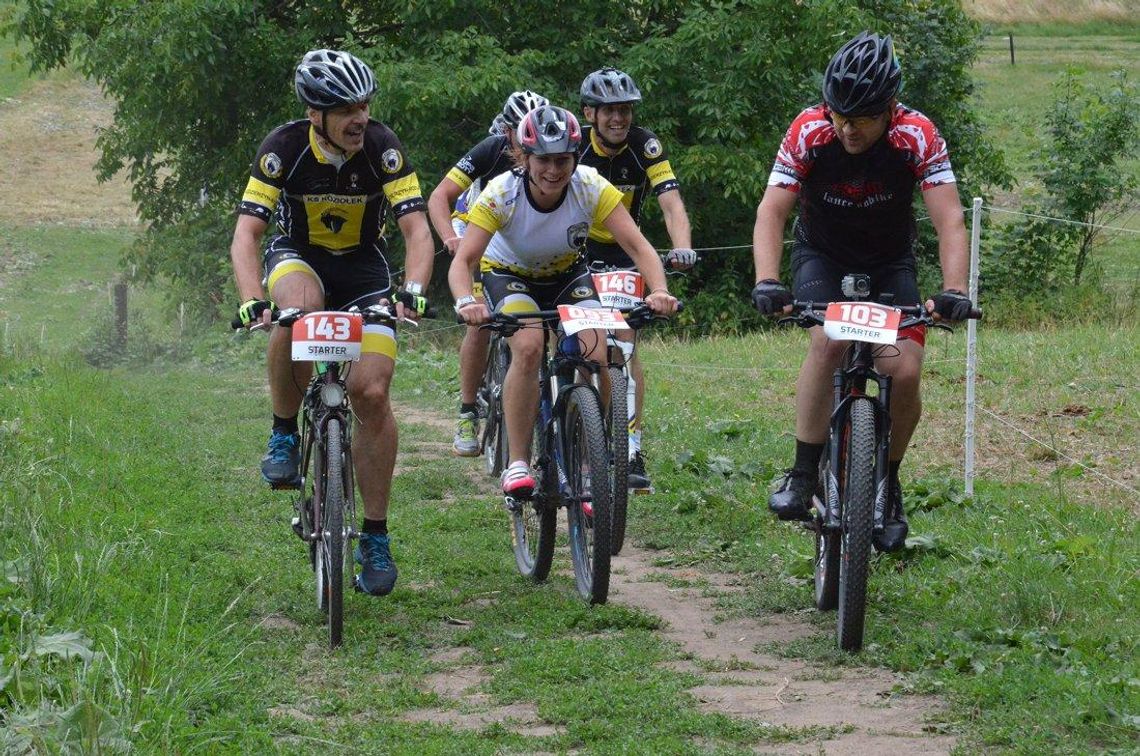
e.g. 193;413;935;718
449;105;677;496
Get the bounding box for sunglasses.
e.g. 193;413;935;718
828;111;887;130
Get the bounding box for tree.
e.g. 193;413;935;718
10;0;1009;322
986;70;1138;296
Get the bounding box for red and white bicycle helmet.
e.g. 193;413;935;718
516;105;582;155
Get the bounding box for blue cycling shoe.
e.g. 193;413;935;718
261;430;301;487
354;533;398;596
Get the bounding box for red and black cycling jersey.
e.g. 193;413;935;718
237;119;425;254
768;103;956;266
577;124;680;244
444;133;515;193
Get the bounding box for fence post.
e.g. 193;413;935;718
965;197;983;497
113;278;128;352
1008;34;1015;65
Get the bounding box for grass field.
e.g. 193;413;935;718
2;15;1139;756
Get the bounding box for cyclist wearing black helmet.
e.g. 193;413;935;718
578;66;695;491
750;31;975;552
230;49;435;596
449;105;678;498
428;90;549;457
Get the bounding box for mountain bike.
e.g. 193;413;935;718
590;258;694;554
782;274;980;651
479;306;623;604
234;303;406;648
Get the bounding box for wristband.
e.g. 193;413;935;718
649;288;669;295
402;281;424;296
454;295;478;312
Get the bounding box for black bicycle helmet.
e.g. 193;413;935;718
502;90;550;129
580;67;642;106
294;49;377;110
822;31;902;117
517;105;582;155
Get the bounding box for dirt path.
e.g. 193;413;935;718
397;403;954;754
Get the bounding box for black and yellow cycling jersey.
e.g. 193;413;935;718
238;119;425;254
576;124;679;245
443;133;515;220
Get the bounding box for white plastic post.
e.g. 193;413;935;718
965;197;983;497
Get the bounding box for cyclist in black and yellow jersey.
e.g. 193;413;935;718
577;66;695;491
428;90;549;457
230;49;435;596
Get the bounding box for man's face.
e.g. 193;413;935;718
311;101;370;152
585;103;634;145
829;110;890;155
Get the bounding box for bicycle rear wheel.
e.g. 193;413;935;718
607;365;630;555
482;335;510;477
317;418;347;648
837;398;875;651
814;446;839;611
510;412;556;581
563;385;612;604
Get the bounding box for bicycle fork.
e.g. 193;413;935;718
823;370;893;532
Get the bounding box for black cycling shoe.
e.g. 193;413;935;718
768;469;815;521
873;479;909;552
628;452;652;490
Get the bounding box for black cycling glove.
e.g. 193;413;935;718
751;279;793;316
930;289;973;322
395;289;429;317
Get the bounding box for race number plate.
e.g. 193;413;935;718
557;305;628;336
291;311;364;361
822;302;901;345
591;270;645;309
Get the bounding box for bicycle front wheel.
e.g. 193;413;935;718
482;335;510;477
318;418;348;649
607;365;630;555
563;385;612;604
814;448;839;611
837;398;875;651
510;411;556;580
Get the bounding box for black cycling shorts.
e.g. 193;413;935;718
791;243;925;345
481;262;601;315
585;239;634;270
263;235;392;311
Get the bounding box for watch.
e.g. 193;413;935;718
402;280;424;296
454;295;478;312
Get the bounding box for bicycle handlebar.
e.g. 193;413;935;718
780;301;981;331
460;302;684;334
231;302;433;332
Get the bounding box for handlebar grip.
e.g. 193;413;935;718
230;318;243;330
969;307;983;321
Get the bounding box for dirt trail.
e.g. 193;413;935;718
398;405;954;754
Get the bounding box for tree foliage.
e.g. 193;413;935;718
985;69;1138;296
11;0;1009;321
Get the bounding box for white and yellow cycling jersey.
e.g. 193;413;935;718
467;165;624;277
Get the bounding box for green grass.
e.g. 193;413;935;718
1;21;1137;755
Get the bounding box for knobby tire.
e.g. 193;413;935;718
837;398;875;651
564;385;612;604
322;418;346;649
607;366;629;555
483;336;510;477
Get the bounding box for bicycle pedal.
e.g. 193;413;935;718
290;517;305;540
269;480;302;491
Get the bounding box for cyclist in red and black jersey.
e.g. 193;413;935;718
577;67;695;491
428;90;549;457
230;49;435;596
750;31;976;552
